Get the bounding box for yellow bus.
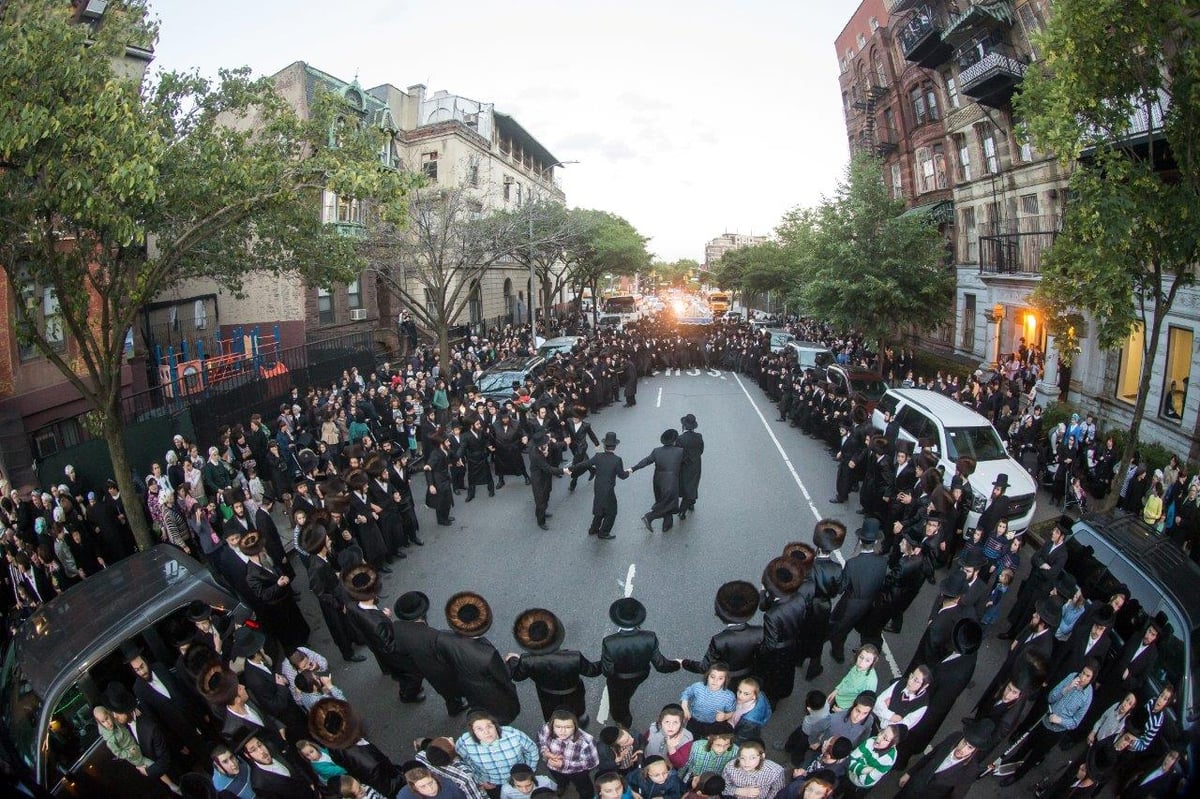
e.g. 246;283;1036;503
708;291;730;314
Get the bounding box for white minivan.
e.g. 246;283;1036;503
871;388;1038;534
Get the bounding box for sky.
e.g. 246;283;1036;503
149;0;854;263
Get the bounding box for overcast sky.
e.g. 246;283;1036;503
150;0;853;262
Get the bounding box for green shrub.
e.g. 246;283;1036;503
1139;441;1176;474
1041;401;1077;433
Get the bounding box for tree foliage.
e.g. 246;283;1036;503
0;0;414;546
1018;0;1200;474
561;209;650;303
650;258;698;288
777;153;950;345
713;242;795;304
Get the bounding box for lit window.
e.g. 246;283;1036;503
1160;327;1193;421
932;143;948;189
1116;323;1145;404
979;125;999;173
910;86;927;125
317;286;334;326
16;274;65;360
916;147;934;193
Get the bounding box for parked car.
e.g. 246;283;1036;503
823;363;888;412
872;388;1038;534
475;355;547;400
0;546;243;796
786;340;834;371
722;310;742;322
761;328;795;353
1064;511;1198;734
538;336;582;359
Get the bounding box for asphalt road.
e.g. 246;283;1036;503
293;367;1067;797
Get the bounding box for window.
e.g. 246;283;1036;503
980;125;999;174
857;33;866;49
1020;193;1040;215
842;91;850;114
503;278;514;318
336;195;364;225
932;143;948;190
347;278;362;310
870;17;879;31
883;107;897;136
896;406;936;443
1014;122;1034;163
962;293;977;349
317;286;334;325
909;85;927;126
944;73;960;109
955;133;972;181
421;151;438;182
962;206;977;261
468;281;482;325
379;136;392;167
1160;326;1193;420
916;146;934;193
424;288;438;320
17;280;65;360
468;163;480;187
873;53;888;87
924;82;941;121
44;682;98;784
1116;323;1145;404
890;162;903;199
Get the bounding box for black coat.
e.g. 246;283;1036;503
829;550;888;634
684;623;763;679
907;602;963;675
248;749;319;799
132;662;206;752
529;449;558;503
901;651;979;764
895;732;979;799
392;618;463;701
677;430;704;503
435;634;521;724
346;602;421;680
245;558;310;650
509;649;602;693
632;445;685;506
462;430;493;485
600;629;680;681
331;740;401;796
129;710;175;778
253;506;293;579
573;451;628;515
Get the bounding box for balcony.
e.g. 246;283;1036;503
978;214;1060;276
957;42;1027;108
899;9;954;68
886;0;927;13
876;128;899;156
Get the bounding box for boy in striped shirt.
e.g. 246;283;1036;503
847;724;904;792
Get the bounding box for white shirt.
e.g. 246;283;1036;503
146;673;171;700
256;758;291;777
935;749;969;773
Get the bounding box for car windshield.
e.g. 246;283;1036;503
946;425;1008;461
478;372;522;393
0;645;39;771
849;376;888;401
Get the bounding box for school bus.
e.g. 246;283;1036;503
708;291;730;314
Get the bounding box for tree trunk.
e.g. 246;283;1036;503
435;316;451;378
102;405;154;550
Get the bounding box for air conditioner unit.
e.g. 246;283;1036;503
80;0;108;20
349;309;368;321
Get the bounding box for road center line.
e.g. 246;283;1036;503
656;386;663;407
732;373;902;678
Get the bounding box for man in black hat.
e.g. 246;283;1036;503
799;520;846;681
436;592;521;724
392;591;468;716
828;517;889;665
423;433;455;526
975;473;1013;543
829;418;864;505
105;682;178;780
529;433;571;530
564;408;600;492
241;530;310;651
122;641;209;758
629;429;686;533
599;597;681;728
859;436;894;520
974;596;1061;717
895;718;993;798
570;431;629;539
491;413;529;488
904;570;968;677
341;564;427;704
253;491;295;580
758;556;808;705
506;608;602;724
300;523;365;663
683;581;763;683
898;619;983;768
958;548;992;622
235;626;310;743
241;733;320;797
677;414;704;520
1048;603;1113;690
1001;521;1069;640
462;416;496;502
308;697;401;796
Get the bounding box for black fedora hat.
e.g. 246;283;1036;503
299;524;329;556
1036;596;1063;629
855;517;881;544
602;432;620;448
186;600;213;623
680;414;698;430
119;641;144;663
513;608;564;652
308;697;360;750
939;570;968;599
341;564;381;602
230;626;265;660
993;473;1010;489
962;717;995;749
952;618;983;656
104;682;137;715
609;597;647;628
960;548;989;570
446;592;493;636
393;591;430;621
714;581;759;624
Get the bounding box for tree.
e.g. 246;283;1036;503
713;242;795;310
364;180;566;367
650;258;698;289
0;0;414;549
562;210;650;321
491;197;574;322
1018;0;1200;481
778;153;950;346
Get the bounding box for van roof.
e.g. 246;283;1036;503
789;341;830;351
12;547;228;697
887;388;985;424
1074;511;1200;630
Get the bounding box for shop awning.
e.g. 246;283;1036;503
900;200;955;224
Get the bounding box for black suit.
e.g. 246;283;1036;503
345;602;424;700
683;623;763;681
508;649;602;721
331;740;401;796
827;549;888;658
248;748;319;798
566;420;600;490
244;557;310;651
253;506;294;579
242;660;308;741
529;448;559;526
906;601;963;676
306;553;357;658
600;628;680;728
132;662;207;757
393;618;464;713
899;650;979;767
896;732;979;799
974;626;1054;717
759;591;808;704
435;634;521;725
631;445;685;531
572;451;628;535
1006;539;1067;632
677;430;704;513
128;710;175;778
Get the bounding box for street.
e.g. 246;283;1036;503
302;366;1062;797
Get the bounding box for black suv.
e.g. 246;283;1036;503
475;355;547;401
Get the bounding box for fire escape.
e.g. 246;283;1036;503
853;83;896;157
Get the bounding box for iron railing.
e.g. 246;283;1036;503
979;214;1061;275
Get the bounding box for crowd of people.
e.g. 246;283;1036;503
0;310;1193;798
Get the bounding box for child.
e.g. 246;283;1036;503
93;705;181;795
681;772;725;799
981;568;1014;628
681;725;736;785
297;738;348;781
781;690;831;765
791;736;853;784
500;763;557;799
598;725;642;776
595;771;638;799
846;724;903;794
828;646;879;713
627;754;687;799
331;773;388;799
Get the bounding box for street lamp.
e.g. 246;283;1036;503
529;159;579;333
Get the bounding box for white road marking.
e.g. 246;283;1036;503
688;368;701;376
708;369;723;377
656;386;663;407
733;373;903;678
597;562;638;724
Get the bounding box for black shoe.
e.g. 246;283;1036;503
488;490;495;497
805;665;824;680
538;523;550;530
344;653;367;663
883;621;901;634
395;551;407;559
448;700;469;716
997;630;1016;641
831;650;845;664
544;513;553;519
465;495;474;502
829;497;845;504
641;515;653;533
497;480;505;488
438;520;453;526
679;509;688;520
379;565;393;574
453;489;461;495
588;528;598;536
524;477;531;485
598;533;616;540
411;537;424;546
569;481;577;492
400;691;427;704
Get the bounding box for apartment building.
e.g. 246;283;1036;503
703;233;769;270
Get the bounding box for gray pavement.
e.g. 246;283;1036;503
288;367;1074;797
